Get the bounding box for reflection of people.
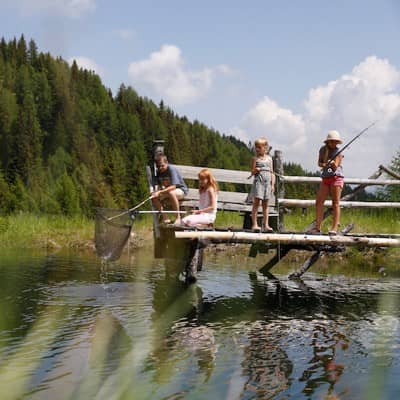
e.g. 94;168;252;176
170;323;217;383
249;138;275;232
300;323;348;398
182;168;218;227
241;321;292;397
152;154;188;225
310;131;344;235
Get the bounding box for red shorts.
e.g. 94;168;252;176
322;176;344;188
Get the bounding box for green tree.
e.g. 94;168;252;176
382;149;400;201
9;92;42;183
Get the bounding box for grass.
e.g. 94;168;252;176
283;208;400;234
0;213;94;249
0;208;398;250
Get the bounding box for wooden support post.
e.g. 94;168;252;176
259;246;290;275
185;239;205;284
148;140;166;256
274;150;284;232
288;223;354;279
380;164;400;180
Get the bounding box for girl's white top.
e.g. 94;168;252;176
199;189;217;219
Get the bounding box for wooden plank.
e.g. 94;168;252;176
182;188;277;213
175;231;400;247
180;201;277;213
380;164;400;180
279;199;400;208
280;176;400;185
185;188;276;205
184;188;249;204
174;164;251;185
177;163;398;186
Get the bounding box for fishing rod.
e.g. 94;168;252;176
326;120;379;166
107;196;153;221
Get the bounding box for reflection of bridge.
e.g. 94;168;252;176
147;265;395;398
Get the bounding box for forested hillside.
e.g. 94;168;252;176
0;36;258;216
1;36;397;217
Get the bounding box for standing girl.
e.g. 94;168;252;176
312;130;344;235
182;168;219;227
250;138;275;231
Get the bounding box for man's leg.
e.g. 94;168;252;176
162;188;184;224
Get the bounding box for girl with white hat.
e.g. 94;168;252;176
311;130;344;235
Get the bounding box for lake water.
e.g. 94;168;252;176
1;245;400;399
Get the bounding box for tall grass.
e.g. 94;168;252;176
0;213;93;249
283;208;400;234
0;208;398;250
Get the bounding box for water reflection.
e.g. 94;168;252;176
241;321;293;398
147;261;218;388
299;322;349;398
0;249;400;399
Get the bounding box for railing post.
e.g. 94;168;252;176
274;150;284;231
149;140;165;254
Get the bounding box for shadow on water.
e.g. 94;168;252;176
0;248;400;399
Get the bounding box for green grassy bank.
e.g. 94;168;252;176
0;209;398;250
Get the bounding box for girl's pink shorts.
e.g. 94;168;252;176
322;176;344;188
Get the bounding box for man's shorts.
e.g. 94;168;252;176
159;188;185;201
322;176;344;188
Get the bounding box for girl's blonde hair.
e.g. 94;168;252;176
198;168;219;193
254;137;269;148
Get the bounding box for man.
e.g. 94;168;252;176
152;154;188;225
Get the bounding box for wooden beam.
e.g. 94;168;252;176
175;165;400;186
182;188;277;213
380;164;400;180
288;223;354;279
279;199;400;208
280;176;400;185
174;165;251;185
175;231;400;247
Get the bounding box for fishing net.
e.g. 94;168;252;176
95;208;135;261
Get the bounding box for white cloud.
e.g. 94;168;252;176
9;0;96;18
128;45;232;106
68;56;104;77
234;56;400;177
241;97;305;149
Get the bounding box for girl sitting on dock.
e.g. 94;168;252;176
312;130;344;235
249;138;275;232
182;168;218;227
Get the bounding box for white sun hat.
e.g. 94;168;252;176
324;130;343;144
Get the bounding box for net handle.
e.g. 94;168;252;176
107;196;153;221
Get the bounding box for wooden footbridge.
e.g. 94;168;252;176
147;141;400;283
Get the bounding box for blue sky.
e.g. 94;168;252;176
1;0;400;177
